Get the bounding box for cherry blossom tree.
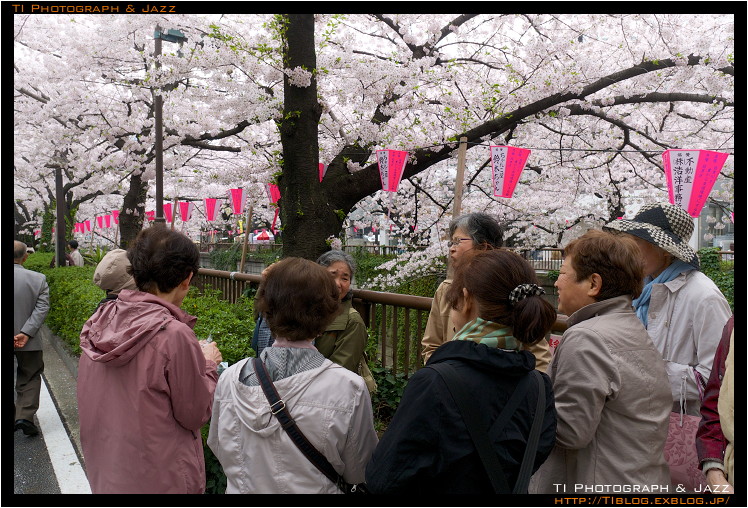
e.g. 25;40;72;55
14;13;734;283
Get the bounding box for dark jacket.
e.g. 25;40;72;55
696;315;733;469
365;340;556;494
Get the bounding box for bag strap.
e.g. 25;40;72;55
512;370;546;493
427;362;540;494
252;358;349;493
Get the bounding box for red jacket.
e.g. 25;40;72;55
695;315;733;468
78;289;217;493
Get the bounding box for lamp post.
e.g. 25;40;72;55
153;25;187;227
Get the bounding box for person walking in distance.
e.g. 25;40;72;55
68;240;84;266
14;240;51;437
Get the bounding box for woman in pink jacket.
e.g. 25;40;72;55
77;227;222;494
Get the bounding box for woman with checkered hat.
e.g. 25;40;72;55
604;203;730;418
604;203;731;489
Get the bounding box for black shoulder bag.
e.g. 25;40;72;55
426;363;546;494
252;357;369;494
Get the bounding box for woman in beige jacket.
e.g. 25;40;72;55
530;230;671;493
421;212;551;371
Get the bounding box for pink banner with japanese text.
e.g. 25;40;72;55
662;149;730;218
229;188;245;215
111;210;119;224
490;145;531;198
146;211;155;222
319;163;328;182
84;220;92;232
376;150;408;192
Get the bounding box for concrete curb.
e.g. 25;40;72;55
40;325;85;472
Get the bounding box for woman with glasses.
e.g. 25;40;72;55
421;213;551;371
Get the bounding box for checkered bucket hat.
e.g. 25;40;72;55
603;203;700;270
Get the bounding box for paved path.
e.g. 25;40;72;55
13;326;91;496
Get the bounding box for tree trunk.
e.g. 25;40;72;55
119;171;148;249
278;14;340;261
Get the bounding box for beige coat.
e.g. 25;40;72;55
530;296;671;494
420;279;552;371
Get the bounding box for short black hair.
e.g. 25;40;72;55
68;240;79;249
127;227;199;293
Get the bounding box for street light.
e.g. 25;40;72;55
153;25;187;227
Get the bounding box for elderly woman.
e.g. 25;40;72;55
603;203;731;416
92;248;137;309
313;250;368;373
253;250;368;374
530;229;671;493
604;203;731;490
77;227;222;494
421;212;551;371
208;257;378;493
367;249;557;494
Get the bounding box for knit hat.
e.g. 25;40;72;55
93;249;137;294
603;203;699;269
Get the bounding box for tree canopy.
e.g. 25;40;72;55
14;12;734;286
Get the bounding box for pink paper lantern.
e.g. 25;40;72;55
318;162;328;182
376;149;408;192
163;203;174;223
266;184;281;204
204;198;220;222
145;211;155;222
490;145;532;198
229;188;245;215
179;201;194;222
112;210;120;224
662;149;730;218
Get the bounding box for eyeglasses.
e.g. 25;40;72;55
448;238;472;247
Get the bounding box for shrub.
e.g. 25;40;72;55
698;247;734;312
181;288;256;365
370;364;409;435
42;265;103;355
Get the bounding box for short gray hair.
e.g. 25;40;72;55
316;249;356;275
14;241;28;261
449;212;504;248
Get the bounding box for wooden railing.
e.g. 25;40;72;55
193;268;568;378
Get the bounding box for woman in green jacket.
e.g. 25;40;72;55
252;250;368;374
313;250;368;373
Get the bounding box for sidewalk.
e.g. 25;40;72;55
39;324;84;465
13;325;90;495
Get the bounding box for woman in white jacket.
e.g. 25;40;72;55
207;257;378;494
604;203;731;416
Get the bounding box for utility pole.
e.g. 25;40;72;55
153;26;165;227
452;137;468;218
55;164;66;267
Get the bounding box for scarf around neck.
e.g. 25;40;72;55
632;258;693;328
452;317;520;351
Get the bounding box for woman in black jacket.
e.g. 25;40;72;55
365;249;557;494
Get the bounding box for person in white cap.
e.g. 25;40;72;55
92;249;138;309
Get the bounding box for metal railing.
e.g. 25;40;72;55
193;268;568;378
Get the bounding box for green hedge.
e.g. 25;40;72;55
697;247;734;312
